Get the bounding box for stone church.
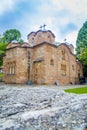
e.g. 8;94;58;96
3;27;83;85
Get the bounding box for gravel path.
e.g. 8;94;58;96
0;83;87;130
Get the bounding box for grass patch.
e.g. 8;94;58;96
65;87;87;94
0;73;3;78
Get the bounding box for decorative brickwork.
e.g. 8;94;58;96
3;30;83;85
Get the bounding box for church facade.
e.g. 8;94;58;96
3;29;83;85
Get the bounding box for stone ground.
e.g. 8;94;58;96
0;82;87;130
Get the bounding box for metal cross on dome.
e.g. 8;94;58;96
40;24;46;31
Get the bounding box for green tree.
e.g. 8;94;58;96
0;29;24;66
76;21;87;76
78;47;87;65
3;29;24;43
0;40;8;66
76;21;87;55
78;47;87;77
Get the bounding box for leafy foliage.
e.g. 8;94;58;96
3;29;24;43
76;21;87;55
78;47;87;65
0;29;24;66
76;21;87;76
0;73;3;78
0;41;8;66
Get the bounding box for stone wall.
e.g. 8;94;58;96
3;43;83;85
30;44;46;84
57;45;70;85
15;48;28;83
43;44;81;85
44;44;57;84
3;28;83;85
3;47;28;83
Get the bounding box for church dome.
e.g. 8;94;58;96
27;29;55;45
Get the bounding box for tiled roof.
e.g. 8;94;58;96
27;30;55;39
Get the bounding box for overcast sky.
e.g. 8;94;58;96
0;0;87;47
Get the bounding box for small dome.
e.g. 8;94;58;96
21;43;30;47
6;42;21;49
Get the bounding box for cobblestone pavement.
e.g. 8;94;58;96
0;82;87;130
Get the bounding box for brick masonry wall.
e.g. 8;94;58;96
30;45;46;84
3;29;83;85
43;44;83;85
3;44;83;85
3;47;28;83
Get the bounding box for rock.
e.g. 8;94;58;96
0;83;87;130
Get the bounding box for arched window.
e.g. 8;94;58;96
28;52;30;59
7;61;16;75
78;69;80;79
61;64;66;76
27;52;30;66
32;37;34;44
39;35;41;37
7;62;10;75
62;50;65;60
72;65;74;71
12;61;16;75
48;35;51;43
48;35;50;38
10;62;12;75
9;67;11;74
50;59;54;66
